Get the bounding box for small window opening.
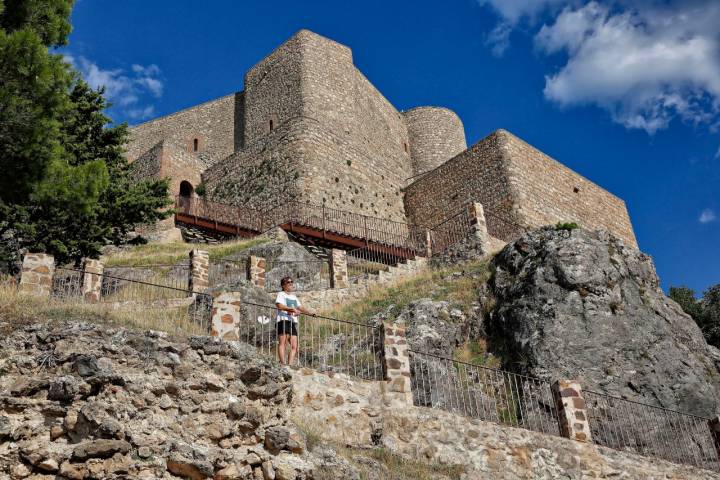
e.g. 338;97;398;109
193;138;199;152
573;187;580;193
269;119;274;131
403;142;408;153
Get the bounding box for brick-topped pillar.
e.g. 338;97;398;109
382;323;413;406
552;380;592;443
467;202;491;248
189;249;209;294
210;292;243;341
81;258;104;303
246;255;266;289
19;253;55;296
329;249;349;289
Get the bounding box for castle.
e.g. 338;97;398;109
126;29;637;248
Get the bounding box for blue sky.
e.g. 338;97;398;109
62;0;719;294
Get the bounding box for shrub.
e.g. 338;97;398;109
555;222;579;231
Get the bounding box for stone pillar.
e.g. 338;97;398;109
19;253;55;297
189;249;209;294
382;323;413;407
81;258;104;303
329;249;349;289
210;292;243;341
425;229;433;258
246;255;266;289
467;202;491;248
552;380;592;443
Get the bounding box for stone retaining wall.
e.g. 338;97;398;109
290;369;720;479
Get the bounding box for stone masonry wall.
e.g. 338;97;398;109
404;130;520;239
403;106;467;178
404;129;637;246
502;130;638;247
290;369;720;479
126;93;241;168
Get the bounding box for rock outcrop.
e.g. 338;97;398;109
0;321;326;479
488;227;720;417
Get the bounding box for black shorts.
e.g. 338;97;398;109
276;321;298;336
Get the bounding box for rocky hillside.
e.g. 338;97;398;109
0;321;319;479
487;227;720;417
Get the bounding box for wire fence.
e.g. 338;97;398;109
264;259;331;292
584;390;720;471
409;350;561;437
103;263;190;291
231;301;383;381
49;268;213;335
208;258;248;286
427;209;474;255
346;245;402;282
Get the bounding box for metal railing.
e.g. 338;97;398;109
176;196;427;253
49;268;213;335
427;209;474;255
233;301;383;381
346;245;397;282
584;389;720;471
409;350;560;437
264;259;331;292
104;263;190;291
209;258;248;286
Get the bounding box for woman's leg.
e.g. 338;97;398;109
288;334;299;366
278;333;287;364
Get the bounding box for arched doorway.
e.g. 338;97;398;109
179;181;194;213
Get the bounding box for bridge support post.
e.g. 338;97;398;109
382;322;413;407
81;258;104;303
468;202;491;250
189;249;210;294
551;379;593;443
247;255;266;289
329;249;349;289
19;253;55;297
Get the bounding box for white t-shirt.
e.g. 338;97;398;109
275;291;301;324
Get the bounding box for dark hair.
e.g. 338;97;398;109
281;276;293;287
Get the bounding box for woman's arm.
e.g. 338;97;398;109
276;303;299;314
298;305;317;316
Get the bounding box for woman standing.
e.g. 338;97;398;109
275;276;316;365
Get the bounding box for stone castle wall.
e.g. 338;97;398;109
127;30;638;246
403;106;467;178
129;140;203;198
502;131;637;247
125;93;243;168
404;131;521;239
404;129;637;246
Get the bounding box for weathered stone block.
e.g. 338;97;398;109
189;249;209;294
19;253;55;297
82;258;104;303
211;292;243;342
246;255;266;288
329;249;349;289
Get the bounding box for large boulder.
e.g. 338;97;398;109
488;227;720;417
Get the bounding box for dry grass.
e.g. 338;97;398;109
321;259;491;325
0;284;206;339
454;339;501;369
103;237;268;267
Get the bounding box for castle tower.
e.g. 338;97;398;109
403;107;466;178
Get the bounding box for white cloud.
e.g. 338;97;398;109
699;208;717;224
534;1;720;133
64;55;163;121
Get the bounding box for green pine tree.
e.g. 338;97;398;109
0;0;170;270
